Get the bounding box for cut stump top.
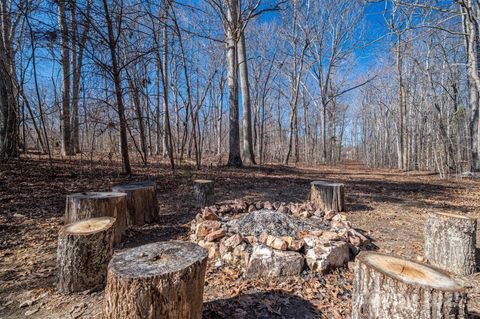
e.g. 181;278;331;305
62;217;116;235
311;181;344;187
112;181;156;191
109;241;207;279
358;252;464;291
429;211;475;221
67;192;127;200
194;179;213;184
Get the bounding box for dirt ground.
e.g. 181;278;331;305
2;155;480;319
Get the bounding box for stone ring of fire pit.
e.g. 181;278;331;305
190;200;369;278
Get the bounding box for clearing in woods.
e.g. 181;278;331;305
1;155;480;318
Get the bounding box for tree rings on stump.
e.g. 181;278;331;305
57;217;115;294
65;192;128;244
352;252;467;319
193;179;214;208
310;181;345;212
424;212;477;276
104;241;208;319
112;181;159;226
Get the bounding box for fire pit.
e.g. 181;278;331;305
189;200;368;278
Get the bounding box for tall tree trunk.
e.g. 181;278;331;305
0;60;17;161
102;0;131;174
70;0;91;153
461;2;480;171
58;0;73;156
238;32;255;165
0;0;18;160
396;33;407;170
225;0;242;167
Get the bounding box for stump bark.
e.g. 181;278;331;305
424;212;477;276
193;179;214;208
352;252;467;319
310;181;344;212
57;217;115;294
112;181;158;226
65;192;127;244
104;241;208;319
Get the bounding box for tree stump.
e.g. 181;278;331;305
424;212;477;276
65;192;128;244
352;252;467;319
112;181;159;226
193;179;214;208
57;217;115;294
310;181;344;212
104;241;208;319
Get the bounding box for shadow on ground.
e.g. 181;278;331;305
203;291;321;319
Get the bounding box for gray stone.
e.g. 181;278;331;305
245;244;304;278
305;241;349;274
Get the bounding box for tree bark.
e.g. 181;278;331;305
104;241;208;319
65;192;128;244
102;0;131;174
424;212;477;276
57;217;115;294
238;32;255;165
225;0;242;167
112;181;158;226
310;181;344;212
58;0;74;156
193;179;214;208
352;252;467;319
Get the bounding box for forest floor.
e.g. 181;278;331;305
2;154;480;318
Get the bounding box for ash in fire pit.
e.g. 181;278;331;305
227;209;322;238
189;200;369;278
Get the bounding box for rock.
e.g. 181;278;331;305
203;209;220;221
273;202;281;210
233;242;247;257
205;229;226;242
305;241;350;274
259;234;288;251
218;205;232;214
263;201;274;210
233;243;248;265
301;211;312;218
277;205;290;215
348;229;369;245
234;200;248;211
331;220;351;230
320;231;341;241
208;205;219;214
222;252;234;263
332;213;347;222
219;240;230;256
282;236;304;251
196;220;222;237
291;205;301;217
224;234;243;248
244;236;257;245
313;210;324;218
246;245;304;278
247;204;257;213
198;240;219;259
303;236;318;248
255;201;264;210
309;230;323;237
13;213;26;219
324;210;337;221
349;235;362;246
